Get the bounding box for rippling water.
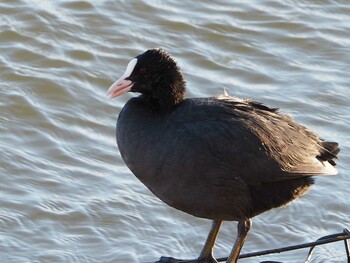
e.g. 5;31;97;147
1;1;349;262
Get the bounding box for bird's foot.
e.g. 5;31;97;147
197;255;219;263
155;256;218;263
155;257;190;263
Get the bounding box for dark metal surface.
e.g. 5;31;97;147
144;228;350;263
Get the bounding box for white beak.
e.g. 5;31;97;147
106;58;137;99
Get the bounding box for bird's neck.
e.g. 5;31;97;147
141;82;186;113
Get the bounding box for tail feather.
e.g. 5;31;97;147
317;141;340;166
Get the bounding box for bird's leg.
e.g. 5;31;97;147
226;219;252;263
197;220;223;263
155;221;222;263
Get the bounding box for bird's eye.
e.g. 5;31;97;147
139;67;147;75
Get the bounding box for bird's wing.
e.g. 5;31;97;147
170;97;338;185
219;96;338;179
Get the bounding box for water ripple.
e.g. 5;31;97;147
0;1;349;262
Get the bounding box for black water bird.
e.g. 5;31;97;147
107;48;339;263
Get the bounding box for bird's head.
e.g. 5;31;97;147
107;48;186;111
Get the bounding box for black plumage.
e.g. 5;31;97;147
107;48;339;263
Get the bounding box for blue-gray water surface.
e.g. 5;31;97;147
1;1;349;262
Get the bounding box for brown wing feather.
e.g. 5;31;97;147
216;95;339;179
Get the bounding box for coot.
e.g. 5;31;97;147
107;48;339;263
